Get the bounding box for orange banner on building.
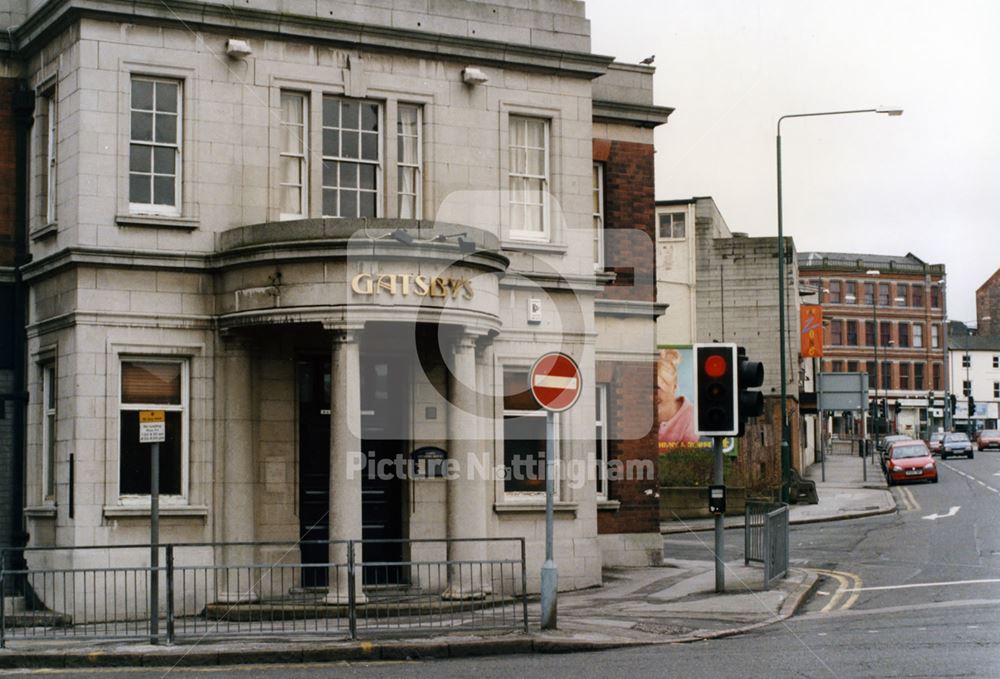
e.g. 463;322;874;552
800;305;824;358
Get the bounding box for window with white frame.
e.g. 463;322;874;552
913;323;923;348
397;104;422;219
592;163;605;269
931;324;940;348
129;77;181;212
658;211;686;239
595;384;609;500
502;370;552;496
508;116;549;239
322;96;380;218
279;91;308;219
42;92;57;224
119;360;186;498
42;364;56;502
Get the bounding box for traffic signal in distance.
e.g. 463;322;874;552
880;399;887;419
950;393;957;415
968;395;975;415
736;346;764;436
695;343;738;436
893;401;902;416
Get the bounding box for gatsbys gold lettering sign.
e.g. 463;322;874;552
351;273;474;300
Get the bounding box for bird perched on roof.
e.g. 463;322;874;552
640;54;655;65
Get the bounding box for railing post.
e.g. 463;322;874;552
744;504;750;566
165;545;175;645
763;511;771;590
520;538;528;633
347;541;357;640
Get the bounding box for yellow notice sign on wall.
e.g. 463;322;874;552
139;410;166;444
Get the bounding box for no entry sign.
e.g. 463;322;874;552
529;352;582;412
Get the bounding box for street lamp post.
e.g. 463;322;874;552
776;107;902;502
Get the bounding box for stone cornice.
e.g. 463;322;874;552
593;100;674;128
9;0;613;80
594;298;668;318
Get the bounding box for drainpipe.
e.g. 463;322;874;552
9;81;35;575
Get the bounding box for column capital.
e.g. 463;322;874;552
324;323;365;344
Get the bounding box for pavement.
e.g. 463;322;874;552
0;446;893;670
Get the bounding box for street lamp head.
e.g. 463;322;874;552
876;107;904;116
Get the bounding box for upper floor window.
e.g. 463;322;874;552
914;363;925;390
865;320;875;347
846;320;858;346
899;362;910;389
658;212;686;239
397;104;422;219
933;363;942;390
913;323;923;348
119;360;186;499
930;286;940;308
322;96;380;218
828;280;842;303
129;77;180;213
830;320;843;346
592;163;605;270
931;324;940;349
39;91;58;224
912;284;924;308
898;322;910;348
896;283;908;306
880;321;891;347
42;364;56;502
279;92;308;219
863;282;875;305
595;384;609;500
508;116;549;239
878;282;890;306
845;281;857;303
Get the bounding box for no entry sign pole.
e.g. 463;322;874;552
529;352;582;631
139;410;166;644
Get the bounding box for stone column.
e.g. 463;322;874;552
325;328;366;605
443;332;490;600
218;338;258;603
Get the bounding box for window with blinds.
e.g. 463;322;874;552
119;360;185;497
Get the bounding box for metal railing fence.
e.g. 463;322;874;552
1;537;527;646
744;501;790;589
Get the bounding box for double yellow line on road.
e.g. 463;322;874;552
893;485;920;512
813;569;863;612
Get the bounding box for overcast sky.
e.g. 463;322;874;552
585;0;999;324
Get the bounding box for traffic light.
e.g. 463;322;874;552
968;395;975;415
880;399;887;419
736;346;764;435
893;401;902;416
950;393;957;416
694;343;738;436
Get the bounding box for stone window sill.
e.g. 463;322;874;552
24;505;57;519
493;501;577;516
116;214;200;230
597;499;621;511
30;222;58;241
500;240;568;255
103;505;209;519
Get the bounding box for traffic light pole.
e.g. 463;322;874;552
713;436;725;593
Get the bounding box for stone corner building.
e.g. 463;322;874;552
1;0;672;597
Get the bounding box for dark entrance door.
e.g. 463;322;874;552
296;353;409;588
360;354;408;585
296;359;330;588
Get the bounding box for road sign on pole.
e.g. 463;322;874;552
139;410;164;643
530;352;582;631
139;410;166;444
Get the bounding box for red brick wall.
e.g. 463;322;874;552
597;139;655;303
597;360;660;534
0;77;16;266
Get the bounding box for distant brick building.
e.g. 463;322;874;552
799;252;947;438
976;267;1000;338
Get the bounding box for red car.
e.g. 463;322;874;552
976;429;1000;451
928;431;944;455
885;440;938;485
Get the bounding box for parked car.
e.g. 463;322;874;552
885;440;938;485
878;434;912;468
976;429;1000;451
928;431;945;455
941;432;974;459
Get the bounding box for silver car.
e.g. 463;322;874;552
941;432;974;460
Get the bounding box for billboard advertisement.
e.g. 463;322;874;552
657;346;736;454
800;304;824;358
